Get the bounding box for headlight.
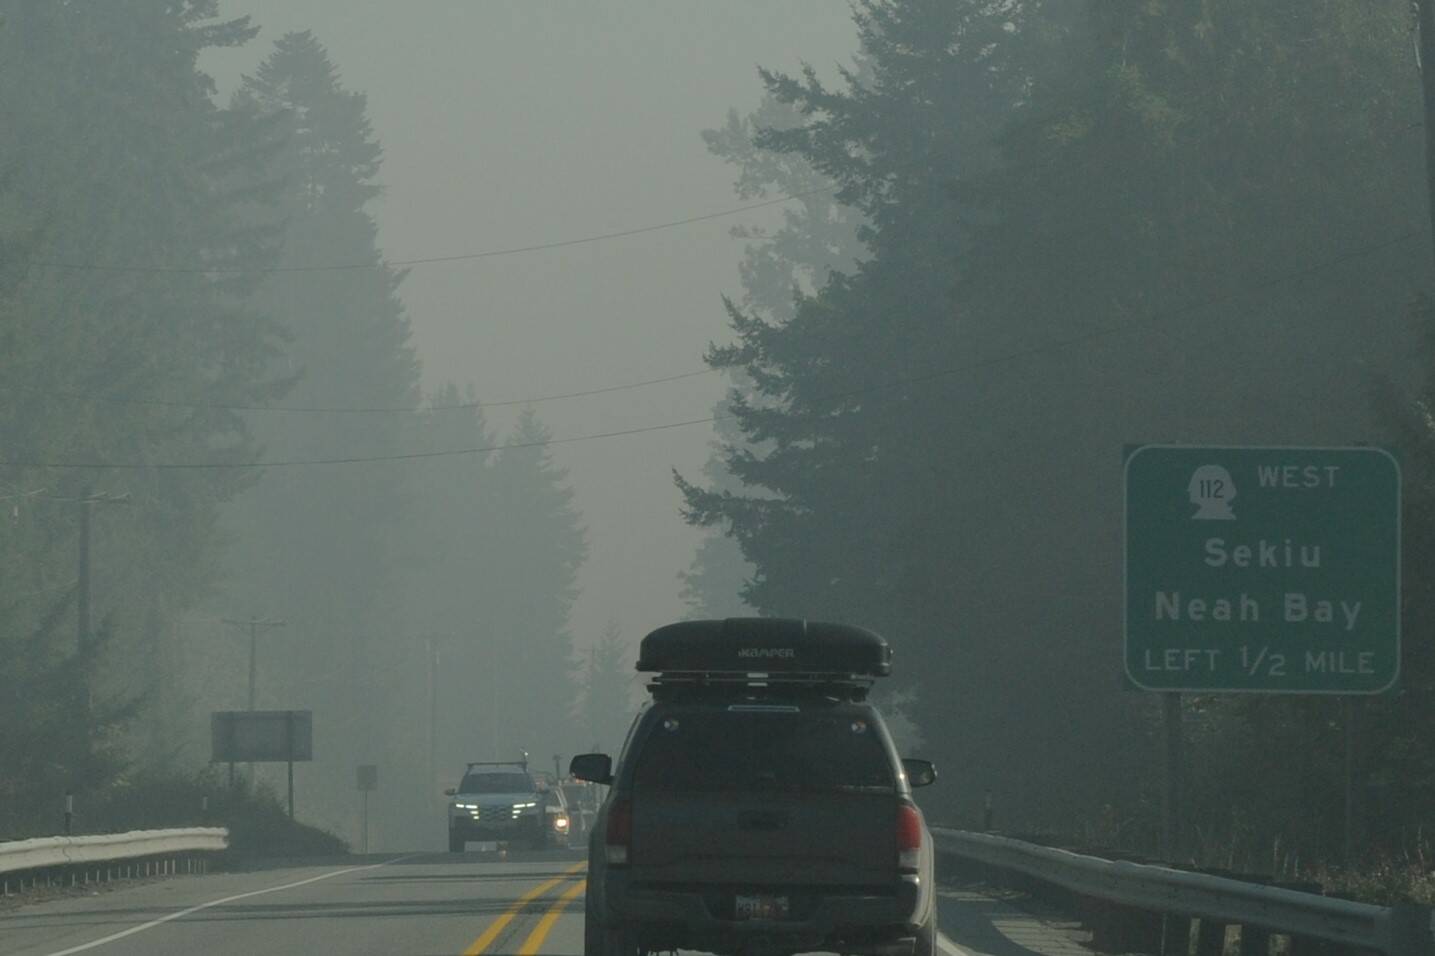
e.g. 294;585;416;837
554;815;570;830
453;803;478;810
513;801;538;809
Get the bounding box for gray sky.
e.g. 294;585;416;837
206;2;859;648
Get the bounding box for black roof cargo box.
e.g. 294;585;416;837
637;618;891;677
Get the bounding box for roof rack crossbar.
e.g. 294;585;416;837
647;670;875;684
464;759;529;770
646;671;875;702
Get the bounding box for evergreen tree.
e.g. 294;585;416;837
474;409;587;758
0;0;284;829
388;395;589;844
680;0;1426;844
218;30;421;837
393;383;497;840
579;620;637;753
682;88;868;618
1365;298;1435;851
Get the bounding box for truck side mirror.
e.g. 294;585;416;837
902;758;936;788
569;753;613;785
443;787;456;797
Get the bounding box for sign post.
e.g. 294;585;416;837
356;765;378;855
1125;445;1400;857
285;711;295;819
211;710;314;820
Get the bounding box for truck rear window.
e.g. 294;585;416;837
459;771;533;793
631;709;895;793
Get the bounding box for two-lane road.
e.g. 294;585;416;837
0;852;1077;956
0;850;588;956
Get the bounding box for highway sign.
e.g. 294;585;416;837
211;710;313;762
1124;445;1399;693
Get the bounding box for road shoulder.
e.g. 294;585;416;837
938;886;1093;956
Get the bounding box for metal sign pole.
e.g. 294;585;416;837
1162;692;1183;860
355;764;377;851
1343;696;1357;864
211;709;313;808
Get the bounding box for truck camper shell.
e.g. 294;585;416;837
638;618;890;701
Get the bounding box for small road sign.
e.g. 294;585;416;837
1124;445;1399;694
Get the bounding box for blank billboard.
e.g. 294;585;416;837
211;710;313;763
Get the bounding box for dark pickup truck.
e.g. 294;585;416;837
571;618;938;956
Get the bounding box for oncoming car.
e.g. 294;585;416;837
571;618;938;956
445;759;571;852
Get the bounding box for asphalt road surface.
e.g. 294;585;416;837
0;849;1066;956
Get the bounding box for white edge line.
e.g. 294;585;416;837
936;931;970;956
39;854;422;956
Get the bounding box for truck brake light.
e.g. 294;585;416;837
897;802;923;873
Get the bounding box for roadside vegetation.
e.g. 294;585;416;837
1;769;346;858
3;0;1433;882
680;0;1435;883
0;2;601;850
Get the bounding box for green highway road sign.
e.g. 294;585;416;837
1124;445;1400;694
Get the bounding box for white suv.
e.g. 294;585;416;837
445;760;571;852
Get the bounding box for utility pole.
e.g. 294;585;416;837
77;492;90;658
223;617;286;783
224;618;287;712
73;490;129;734
426;636;461;802
427;637;439;800
76;491;129;653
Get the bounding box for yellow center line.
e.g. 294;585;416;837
462;862;586;956
517;878;588;956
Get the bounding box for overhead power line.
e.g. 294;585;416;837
13;366;720;415
23;187;840;276
0;228;1419;472
0;415;723;471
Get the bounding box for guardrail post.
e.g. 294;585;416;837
1237;923;1270;956
1128;908;1166;954
1076;895;1108;950
1194;917;1227;956
1387;903;1433;956
1161;914;1192;955
1287;934;1330;956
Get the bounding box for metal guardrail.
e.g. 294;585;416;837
0;827;228;893
931;827;1434;956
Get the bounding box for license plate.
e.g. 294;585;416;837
734;894;790;921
